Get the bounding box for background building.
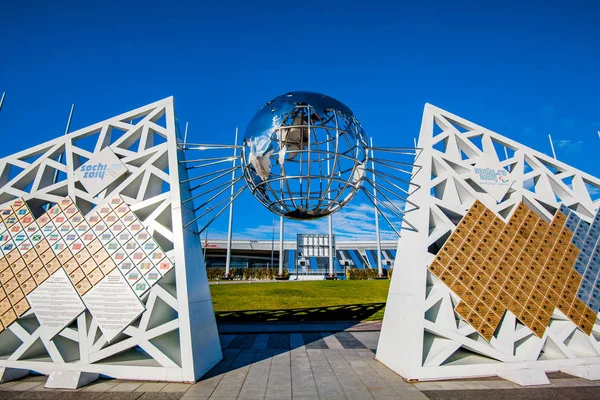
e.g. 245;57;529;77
203;238;397;279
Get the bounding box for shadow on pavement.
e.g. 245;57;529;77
214;302;385;323
202;330;374;381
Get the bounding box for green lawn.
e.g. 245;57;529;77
210;280;390;323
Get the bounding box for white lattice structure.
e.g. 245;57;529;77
377;104;600;382
0;97;221;383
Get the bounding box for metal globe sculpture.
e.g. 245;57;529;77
242;91;368;220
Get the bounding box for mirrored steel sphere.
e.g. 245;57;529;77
242;91;368;220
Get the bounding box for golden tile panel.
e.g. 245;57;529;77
429;200;597;340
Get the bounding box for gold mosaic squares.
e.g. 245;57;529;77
429;200;595;341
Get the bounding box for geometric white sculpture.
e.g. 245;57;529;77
377;103;600;382
0;97;221;382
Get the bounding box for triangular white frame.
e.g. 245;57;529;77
377;104;600;381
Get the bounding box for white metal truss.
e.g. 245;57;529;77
377;103;600;381
0;97;221;382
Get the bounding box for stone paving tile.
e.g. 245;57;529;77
218;334;236;349
480;380;521;389
0;382;20;390
108;382;143;392
134;383;168;393
18;377;46;383
159;383;191;393
289;333;305;351
28;385;60;392
180;383;216;399
48;392;104;400
0;383;42;392
82;381;120;392
548;378;597;387
11;391;64;400
251;334;270;350
94;393;145;400
237;385;266;399
137;393;183;400
227;334;249;349
321;333;344;350
350;332;380;349
304;333;328;349
335;332;367;350
422;387;600;399
264;383;292;400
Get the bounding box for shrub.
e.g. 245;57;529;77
207;267;288;281
345;268;392;280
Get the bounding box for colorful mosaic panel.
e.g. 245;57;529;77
429;200;596;341
558;204;600;313
0;196;174;333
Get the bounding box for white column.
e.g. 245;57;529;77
224;128;239;278
278;215;284;277
370;137;383;278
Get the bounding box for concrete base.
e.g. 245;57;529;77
275;276;288;281
561;365;600;380
325;276;337;280
45;371;100;390
0;368;29;383
498;369;550;386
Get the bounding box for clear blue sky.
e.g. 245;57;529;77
1;0;599;241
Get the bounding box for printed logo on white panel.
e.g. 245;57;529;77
469;160;514;202
75;147;128;196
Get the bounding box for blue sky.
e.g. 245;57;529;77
1;0;599;241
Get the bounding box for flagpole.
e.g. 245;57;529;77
0;93;6;113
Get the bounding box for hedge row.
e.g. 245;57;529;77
345;267;393;280
207;267;289;281
206;267;393;280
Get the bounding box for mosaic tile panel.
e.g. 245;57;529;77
0;196;174;333
558;204;600;313
429;200;596;341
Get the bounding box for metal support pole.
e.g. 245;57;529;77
271;217;275;278
548;134;557;159
224;128;239;278
0;92;6;113
278;215;284;277
370;137;384;278
53;104;75;184
203;208;209;263
328;215;334;278
183;122;189;147
327;132;334;279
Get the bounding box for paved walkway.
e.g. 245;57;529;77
217;321;382;334
1;333;600;399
